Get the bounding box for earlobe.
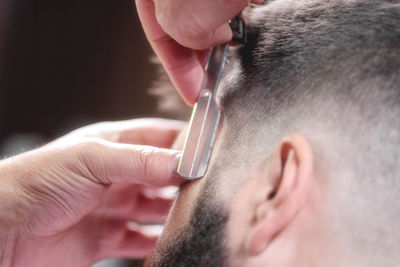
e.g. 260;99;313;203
245;134;314;256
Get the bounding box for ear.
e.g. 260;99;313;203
245;133;314;256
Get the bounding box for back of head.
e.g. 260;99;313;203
150;1;400;266
213;0;400;263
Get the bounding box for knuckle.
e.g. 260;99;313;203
74;139;102;156
158;9;211;49
71;139;107;183
138;147;157;180
184;15;210;40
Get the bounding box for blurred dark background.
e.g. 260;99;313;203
0;0;160;156
0;0;167;265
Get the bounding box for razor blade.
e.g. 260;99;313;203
177;14;247;180
177;43;229;179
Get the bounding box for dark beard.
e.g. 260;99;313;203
152;191;229;267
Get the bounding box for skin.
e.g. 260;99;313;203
0;118;186;267
135;0;263;105
147;123;329;266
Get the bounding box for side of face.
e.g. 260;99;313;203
146;124;235;266
148;108;322;267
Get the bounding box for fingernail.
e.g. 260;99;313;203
169;152;181;175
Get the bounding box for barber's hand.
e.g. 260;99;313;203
136;0;262;105
0;119;185;267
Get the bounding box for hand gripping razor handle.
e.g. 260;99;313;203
177;14;247;180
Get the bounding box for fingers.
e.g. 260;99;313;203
70;118;186;148
136;0;255;104
112;119;185;148
153;0;246;49
94;187;175;260
74;139;184;187
98;184;176;223
136;0;204;104
97;220;161;260
106;223;162;259
151;38;204;105
131;190;175;223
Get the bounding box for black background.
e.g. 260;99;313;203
0;1;163;265
0;0;157;149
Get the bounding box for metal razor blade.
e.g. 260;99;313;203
177;14;247;180
177;43;229;179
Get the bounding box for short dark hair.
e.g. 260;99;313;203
220;0;400;175
214;0;400;242
224;0;400;123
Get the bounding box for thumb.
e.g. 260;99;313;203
72;139;184;187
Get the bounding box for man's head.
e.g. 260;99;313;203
148;0;400;266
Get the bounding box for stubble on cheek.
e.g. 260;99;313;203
146;176;206;264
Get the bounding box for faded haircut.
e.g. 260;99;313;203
152;0;400;247
214;0;400;250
